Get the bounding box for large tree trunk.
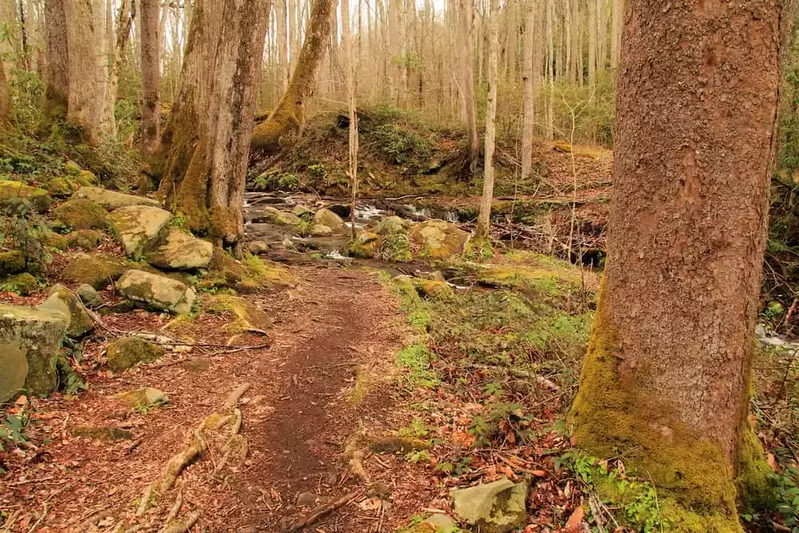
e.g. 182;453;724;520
155;0;270;249
140;0;160;153
0;59;14;124
475;0;498;239
569;0;782;525
250;0;336;155
43;0;68;123
460;0;478;175
520;2;534;181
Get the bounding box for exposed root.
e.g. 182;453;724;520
344;439;371;484
160;511;200;533
158;492;183;533
160;423;208;492
286;491;360;533
135;483;153;517
224;383;252;410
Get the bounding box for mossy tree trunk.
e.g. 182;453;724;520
43;0;69;124
155;0;270;251
249;0;336;156
569;0;782;527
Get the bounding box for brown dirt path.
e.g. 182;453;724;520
0;264;424;532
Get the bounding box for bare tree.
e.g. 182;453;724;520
476;0;498;238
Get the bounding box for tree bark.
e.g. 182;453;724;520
0;59;14;124
570;0;782;524
544;0;553;140
140;0;160;153
587;0;596;90
250;0;336;155
43;0;68;123
460;0;478;175
520;1;534;182
475;0;498;239
106;0;133;139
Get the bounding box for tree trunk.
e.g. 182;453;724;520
570;0;782;525
544;0;553;140
587;0;596;90
250;0;336;155
460;0;478;175
342;0;358;239
43;0;68;123
0;59;14;124
156;0;270;249
106;0;133;139
609;0;621;71
520;1;534;182
140;0;160;153
476;0;498;239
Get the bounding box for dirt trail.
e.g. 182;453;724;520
0;265;411;532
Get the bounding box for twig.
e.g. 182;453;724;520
286;491;360;532
26;503;48;533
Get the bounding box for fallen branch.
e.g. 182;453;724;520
286;491;360;532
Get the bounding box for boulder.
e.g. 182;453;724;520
414;279;454;301
66;229;102;250
77;170;99;187
106;337;165;372
0;344;28;404
45;177;79;198
310;224;333;236
346;231;379;258
144;228;213;270
263;206;303;226
0;180;52;213
61;253;125;290
410;220;470;260
116;269;196;314
291;205;313;217
76;284;103;309
209;295;271;333
450;477;529;533
2;273;38;295
108;205;172;257
38;284;94;337
112;387;168;410
72;186;160;209
376;216;411;235
0;303;67;396
247;240;269;254
52;198;108;230
410;514;459;533
0;250;25;276
312;208;346;232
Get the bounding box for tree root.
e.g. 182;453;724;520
157;492;183;533
286;491;360;533
160;511;200;533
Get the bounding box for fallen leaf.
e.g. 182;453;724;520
531;470;547;477
564;506;584;532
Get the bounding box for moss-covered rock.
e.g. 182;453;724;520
263;205;303;226
106;337;165;372
2;273;38;295
66;229;102;250
77;170;98;186
378;232;413;262
112;387;168;410
108;205;172;257
310;224;333;236
72;186;159;209
207;295;272;333
414;279;454;300
313;208;346;232
52;198;109;230
116;269;196;314
64;160;81;175
0;180;52;213
45;177;79;198
76;283;103;309
376;215;412;235
410;219;470;260
204;253;296;293
144;228;213;270
450;477;528;533
291;205;313;217
345;231;379;258
38;284;94;338
0;303;67;397
0;343;28;403
0;250;25;276
62;253;126;289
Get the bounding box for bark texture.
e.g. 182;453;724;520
250;0;336;155
476;0;498;239
43;0;68;122
520;4;534;181
140;0;160;153
0;59;13;124
460;0;478;175
570;0;782;526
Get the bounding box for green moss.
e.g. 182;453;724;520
0;250;25;276
568;281;741;528
62;253;125;289
378;233;413;262
106;337;165;372
736;424;775;513
396;343;439;388
66;229;102;250
1;273;38;295
52;198;109;230
45;177;79;198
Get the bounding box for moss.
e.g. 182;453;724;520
568;280;741;527
736;423;775;513
66;229;102;250
415;279;454;301
64;160;81;175
0;180;52;213
77;170;98;186
52;198;109;230
62;253;125;289
70;425;132;441
106;337;165;373
2;273;38;295
45;177;79;198
378;233;413;262
0;250;25;276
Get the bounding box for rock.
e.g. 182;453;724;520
312;208;346;232
247;240;269;254
116;269;196;314
70;425;132;441
0;180;52;213
38;284;94;338
0;250;25;276
263;206;302;226
378;233;413;262
208;295;271;333
346;231;379;258
72;186;160;209
64;160;81;175
106;337;165;372
45;177;79;198
415;279;454;301
144;228;213;270
108;205;172;257
410;220;470;260
66;229;102;250
366;482;392;498
112;387;168;410
450;477;529;533
62;253;125;290
2;273;38;295
310;224;333;236
77;170;99;187
376;215;411;235
52;198;109;230
412;514;459;533
0;303;67;396
0;344;28;404
296;492;318;507
291;205;313;217
76;284;103;309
